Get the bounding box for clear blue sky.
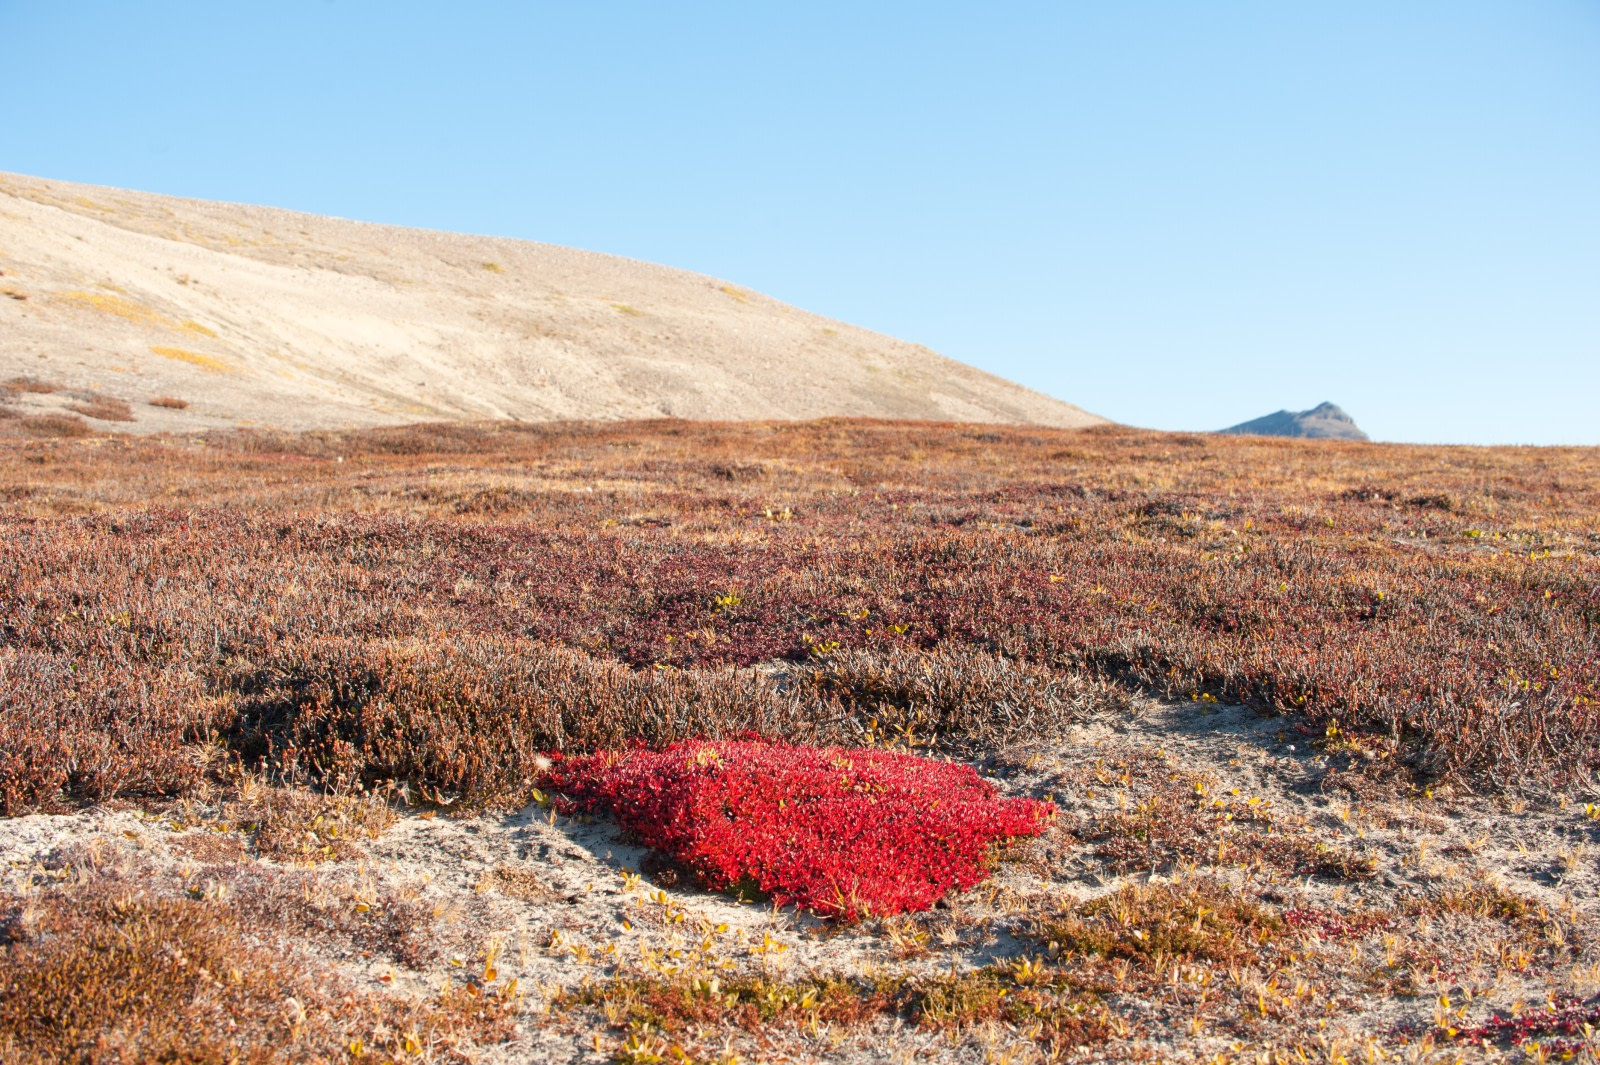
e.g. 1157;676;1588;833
5;2;1597;444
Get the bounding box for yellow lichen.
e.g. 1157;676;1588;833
149;346;235;373
55;291;177;330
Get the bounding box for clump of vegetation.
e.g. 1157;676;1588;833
233;635;805;806
559;963;1118;1055
148;395;190;409
0;864;513;1063
14;413;92;438
801;646;1131;749
1406;879;1565;939
1432;994;1600;1054
558;972;893;1034
1037;880;1287;970
0;650;218;815
1082;776;1375;879
66;395;134;422
543;738;1055;918
907;966;1118;1048
1281;907;1395;940
3;376;56;394
164;777;400;863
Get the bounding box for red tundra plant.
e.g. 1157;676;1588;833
541;739;1054;919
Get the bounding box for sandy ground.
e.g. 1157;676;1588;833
0;171;1104;434
6;696;1596;1063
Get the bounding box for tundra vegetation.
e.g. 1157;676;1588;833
0;413;1597;1063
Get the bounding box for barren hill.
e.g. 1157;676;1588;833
0;171;1102;434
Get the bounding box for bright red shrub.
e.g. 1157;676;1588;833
540;739;1054;919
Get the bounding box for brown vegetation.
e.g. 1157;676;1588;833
1038;879;1288;970
66;395;135;422
0;848;513;1063
3;376;57;394
1;418;1595;819
13;413;92;438
2;415;1598;1061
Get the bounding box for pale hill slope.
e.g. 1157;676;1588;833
0;171;1103;433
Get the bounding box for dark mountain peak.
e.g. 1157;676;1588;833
1219;402;1369;441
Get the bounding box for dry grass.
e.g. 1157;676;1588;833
149;394;191;409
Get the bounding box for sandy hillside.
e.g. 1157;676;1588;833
0;171;1103;433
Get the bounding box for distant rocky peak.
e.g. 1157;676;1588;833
1218;402;1369;441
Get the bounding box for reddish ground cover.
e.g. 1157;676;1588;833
1428;994;1600;1053
2;418;1598;814
540;739;1055;918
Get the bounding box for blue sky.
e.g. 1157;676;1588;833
4;2;1597;444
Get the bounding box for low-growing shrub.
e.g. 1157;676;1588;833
1406;880;1560;934
907;967;1116;1047
0;418;1596;792
1084;780;1375;880
1037;880;1286;970
560;966;1116;1051
66;396;134;422
15;413;91;438
233;636;808;805
3;377;56;394
801;646;1131;747
1433;994;1600;1052
171;781;400;863
541;738;1055;918
1282;907;1396;940
148;395;190;410
558;972;889;1033
0;650;220;815
0;863;511;1062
